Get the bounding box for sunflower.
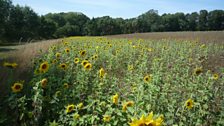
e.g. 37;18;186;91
99;68;105;78
103;115;111;122
77;102;84;109
59;63;67;70
73;113;80;120
55;53;61;59
41;78;47;88
65;48;70;53
144;75;152;83
64;42;69;45
185;98;194;109
74;58;79;64
51;59;57;64
93;55;98;60
80;50;86;56
84;63;92;70
81;60;89;66
39;61;49;73
122;101;134;112
64;83;69;88
128;65;134;71
129;112;163;126
11;83;23;93
212;73;219;80
66;104;75;114
112;93;119;105
194;67;203;75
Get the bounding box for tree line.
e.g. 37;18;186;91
0;0;224;42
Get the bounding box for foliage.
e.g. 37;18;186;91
0;0;224;43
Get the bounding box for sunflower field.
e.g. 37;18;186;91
2;37;224;126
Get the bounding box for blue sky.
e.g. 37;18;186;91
12;0;224;19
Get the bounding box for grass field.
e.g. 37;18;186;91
0;31;224;126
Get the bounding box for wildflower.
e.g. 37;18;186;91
64;83;69;88
74;58;79;64
11;83;23;93
39;61;49;73
66;104;75;114
80;50;86;56
144;75;152;83
51;59;57;64
77;102;84;110
99;68;105;78
84;63;92;70
129;112;163;126
93;55;98;60
122;101;134;112
73;113;80;120
41;78;47;89
103;115;111;122
55;53;61;58
81;60;88;66
185;98;194;109
194;67;203;75
59;63;67;70
128;65;134;71
212;73;219;80
112;93;119;105
65;48;70;53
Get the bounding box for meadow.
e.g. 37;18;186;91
0;32;224;126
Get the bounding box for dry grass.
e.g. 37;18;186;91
0;39;62;99
107;31;224;44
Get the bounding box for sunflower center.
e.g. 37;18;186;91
86;65;90;68
62;65;65;68
15;85;21;90
187;102;191;106
68;106;73;111
42;64;47;69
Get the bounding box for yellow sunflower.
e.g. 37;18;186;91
39;61;49;73
41;78;47;89
185;98;194;109
11;83;23;93
80;50;86;56
103;115;111;122
66;104;75;114
122;101;134;112
73;113;80;120
144;75;152;83
59;63;67;70
212;73;219;80
112;93;119;105
84;63;92;70
128;65;134;71
55;53;61;59
99;68;105;78
65;48;70;53
81;60;89;66
194;67;203;75
77;102;84;110
64;83;69;88
74;58;79;64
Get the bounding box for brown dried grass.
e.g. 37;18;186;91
0;39;62;98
